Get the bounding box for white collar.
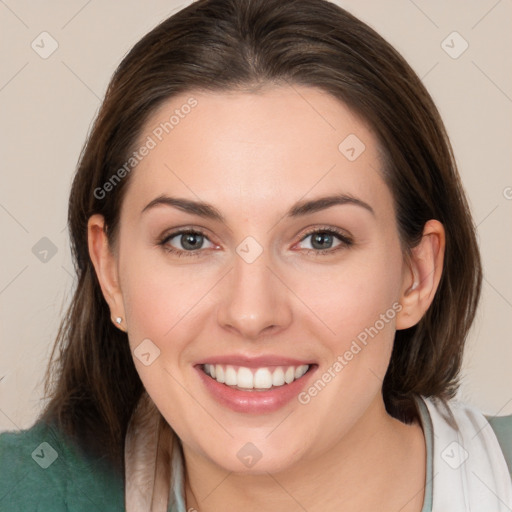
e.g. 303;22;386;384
418;395;512;511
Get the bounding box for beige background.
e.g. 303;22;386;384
1;0;511;433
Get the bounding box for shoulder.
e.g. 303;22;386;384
0;421;124;512
486;414;512;477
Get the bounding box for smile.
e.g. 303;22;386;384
196;361;317;413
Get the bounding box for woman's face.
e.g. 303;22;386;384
109;86;412;473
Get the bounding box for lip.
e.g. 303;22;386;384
195;354;314;368
195;363;318;414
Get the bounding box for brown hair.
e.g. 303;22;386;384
38;0;482;474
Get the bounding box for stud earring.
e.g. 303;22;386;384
115;317;122;325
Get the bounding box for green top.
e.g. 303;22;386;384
0;420;124;511
1;403;511;512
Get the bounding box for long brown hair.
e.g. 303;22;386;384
38;0;482;474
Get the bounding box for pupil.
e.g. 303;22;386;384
312;233;332;250
182;233;202;250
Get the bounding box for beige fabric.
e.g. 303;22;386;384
124;390;175;512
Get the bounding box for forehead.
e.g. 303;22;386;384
122;85;390;219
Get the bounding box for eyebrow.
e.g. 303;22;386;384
141;193;375;221
288;194;374;217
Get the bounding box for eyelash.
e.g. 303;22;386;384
158;226;353;258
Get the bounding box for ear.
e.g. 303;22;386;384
87;214;125;329
395;219;445;330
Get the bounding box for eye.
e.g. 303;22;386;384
296;228;353;255
159;229;216;256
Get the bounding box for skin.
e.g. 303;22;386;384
89;85;445;511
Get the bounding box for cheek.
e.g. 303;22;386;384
118;242;209;360
119;253;216;444
289;248;403;434
288;246;404;410
291;248;403;348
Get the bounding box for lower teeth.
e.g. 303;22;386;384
225;383;284;392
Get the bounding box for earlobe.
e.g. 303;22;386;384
396;220;445;330
87;214;125;326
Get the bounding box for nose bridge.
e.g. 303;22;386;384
216;240;292;339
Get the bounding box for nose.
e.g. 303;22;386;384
216;247;293;340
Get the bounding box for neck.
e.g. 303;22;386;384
182;395;426;512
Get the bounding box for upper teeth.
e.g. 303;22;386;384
203;364;309;389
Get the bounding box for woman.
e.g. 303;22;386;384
1;0;511;510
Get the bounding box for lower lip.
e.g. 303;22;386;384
195;365;317;414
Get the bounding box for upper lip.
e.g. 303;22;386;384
195;354;315;368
